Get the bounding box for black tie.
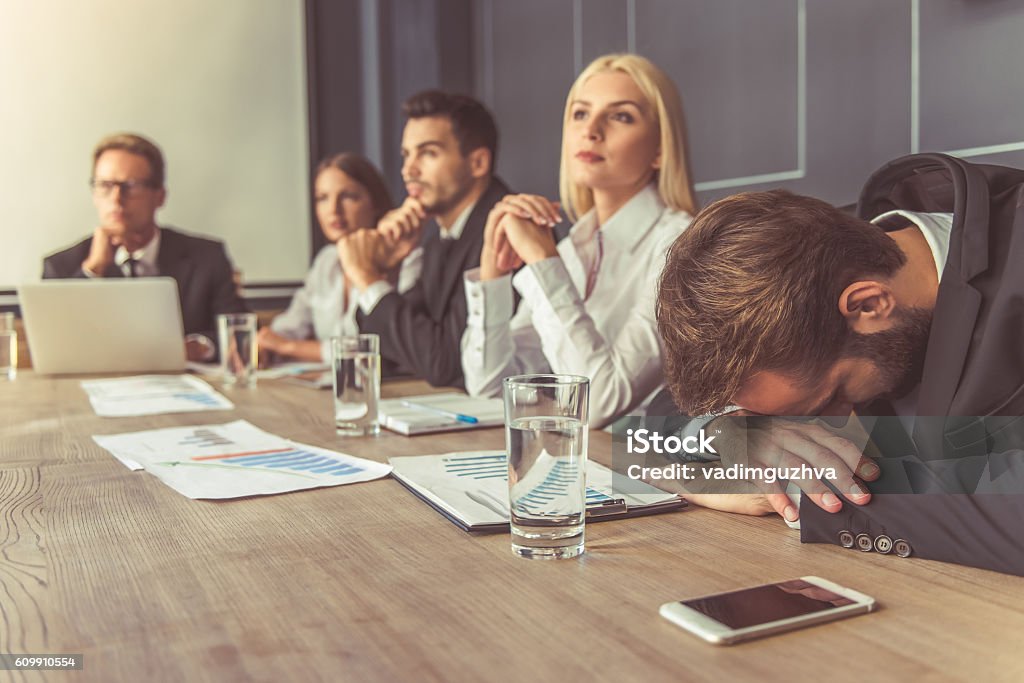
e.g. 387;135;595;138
126;258;138;278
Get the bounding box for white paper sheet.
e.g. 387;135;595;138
93;419;391;499
389;450;682;529
81;375;234;417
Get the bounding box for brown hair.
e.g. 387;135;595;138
92;133;165;187
402;90;498;169
315;152;394;224
656;189;906;415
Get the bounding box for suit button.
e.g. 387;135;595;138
838;530;855;548
855;533;873;552
893;539;913;558
874;535;893;554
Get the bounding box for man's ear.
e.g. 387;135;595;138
156;187;167;209
838;280;897;334
467;147;491;179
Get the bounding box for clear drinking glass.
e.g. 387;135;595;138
331;334;381;436
217;313;257;387
503;374;590;559
0;312;17;381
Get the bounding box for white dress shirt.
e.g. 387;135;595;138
461;184;691;428
83;228;162;278
271;243;423;363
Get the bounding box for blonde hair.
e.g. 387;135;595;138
558;53;697;221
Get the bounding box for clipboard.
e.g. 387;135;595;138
389;450;688;533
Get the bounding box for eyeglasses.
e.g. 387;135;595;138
89;178;157;197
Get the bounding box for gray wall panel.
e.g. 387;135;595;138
311;0;1024;213
636;0;800;184
919;0;1024;154
581;0;630;64
483;0;577;196
797;0;911;205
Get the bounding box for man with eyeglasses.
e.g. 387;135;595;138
42;133;247;361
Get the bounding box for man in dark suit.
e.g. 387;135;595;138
651;155;1024;574
42;133;247;361
337;91;509;387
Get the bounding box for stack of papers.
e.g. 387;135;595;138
81;375;234;417
379;392;505;435
389;450;686;531
94;419;391;499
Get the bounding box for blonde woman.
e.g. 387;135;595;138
461;53;697;427
258;153;422;363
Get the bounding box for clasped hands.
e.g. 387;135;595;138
336;197;425;290
684;414;881;522
480;194;562;281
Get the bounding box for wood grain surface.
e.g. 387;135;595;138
1;373;1022;683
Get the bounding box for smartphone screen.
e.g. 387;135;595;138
680;579;856;630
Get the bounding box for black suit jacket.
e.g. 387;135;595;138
41;227;249;343
357;177;509;388
800;155;1024;575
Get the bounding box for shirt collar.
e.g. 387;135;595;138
871;210;953;280
438;202;476;241
115;227;161;270
569;183;667;254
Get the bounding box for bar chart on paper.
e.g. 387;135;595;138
190;446;369;477
389;451;685;531
442;452;613;504
92;420;392;499
81;375;234;416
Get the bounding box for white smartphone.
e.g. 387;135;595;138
659;576;876;645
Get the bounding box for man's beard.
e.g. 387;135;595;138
420;170;475;217
842;306;933;401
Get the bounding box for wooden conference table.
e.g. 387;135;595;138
1;372;1023;683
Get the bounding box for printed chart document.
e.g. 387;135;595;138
379;393;505;435
81;375;234;417
93;419;391;499
389;450;686;531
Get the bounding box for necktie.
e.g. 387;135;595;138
126;258;139;278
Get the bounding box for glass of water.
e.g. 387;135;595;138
0;312;17;381
331;334;380;436
503;374;590;559
217;313;257;388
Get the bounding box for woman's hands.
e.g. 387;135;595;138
480;194;562;281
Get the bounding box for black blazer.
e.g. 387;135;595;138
357;177;510;388
801;155;1024;575
41;227;249;342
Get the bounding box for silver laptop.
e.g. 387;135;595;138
18;278;186;374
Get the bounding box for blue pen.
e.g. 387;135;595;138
400;400;479;424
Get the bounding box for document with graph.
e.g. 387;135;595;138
81;374;234;417
388;450;686;531
93;419;391;499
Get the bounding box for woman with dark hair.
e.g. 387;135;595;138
257;153;422;363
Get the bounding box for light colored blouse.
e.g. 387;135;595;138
271;243;423;363
460;184;691;428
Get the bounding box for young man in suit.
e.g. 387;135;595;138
337;90;509;387
42;133;248;361
652;158;1024;574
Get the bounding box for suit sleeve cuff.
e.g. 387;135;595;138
358;281;396;314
